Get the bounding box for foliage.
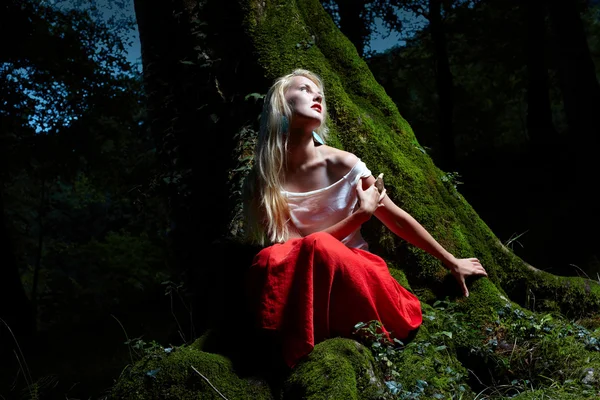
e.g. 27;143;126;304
351;297;600;400
111;341;274;400
440;171;463;190
2;0;169;315
353;303;473;400
366;0;600;276
0;1;173;398
366;1;532;163
227;94;261;238
321;0;404;56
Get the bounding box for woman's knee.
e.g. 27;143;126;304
302;231;346;255
303;231;334;242
252;245;273;267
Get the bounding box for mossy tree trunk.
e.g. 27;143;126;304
133;0;268;334
120;0;600;397
235;0;600;318
137;0;600;324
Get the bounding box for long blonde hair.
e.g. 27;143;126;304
244;69;329;245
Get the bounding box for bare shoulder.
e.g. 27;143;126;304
319;145;359;172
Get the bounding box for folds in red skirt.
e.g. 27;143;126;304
246;232;422;368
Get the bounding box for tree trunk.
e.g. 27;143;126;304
525;0;558;151
546;0;600;272
133;0;267;335
336;1;370;57
0;189;35;357
429;0;456;171
546;0;600;145
31;179;46;326
123;0;600;396
0;12;35;359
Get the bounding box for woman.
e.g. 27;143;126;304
244;69;487;368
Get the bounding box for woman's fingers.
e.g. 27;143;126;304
467;260;488;277
456;274;469;297
357;183;385;213
378;188;387;202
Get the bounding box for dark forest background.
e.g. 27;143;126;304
1;0;599;398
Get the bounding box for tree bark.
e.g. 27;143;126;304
337;1;370;57
429;0;456;171
525;1;558;151
546;0;600;271
133;0;267;335
0;3;36;357
546;0;600;146
0;189;35;357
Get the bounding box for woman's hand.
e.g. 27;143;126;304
446;257;488;297
356;180;386;219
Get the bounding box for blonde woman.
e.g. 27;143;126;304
244;69;487;368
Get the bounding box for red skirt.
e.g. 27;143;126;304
246;231;422;368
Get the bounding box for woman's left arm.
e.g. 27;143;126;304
362;176;488;297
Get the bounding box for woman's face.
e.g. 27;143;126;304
284;75;324;131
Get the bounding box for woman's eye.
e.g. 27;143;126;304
300;86;308;92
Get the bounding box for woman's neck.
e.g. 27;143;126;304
286;128;320;172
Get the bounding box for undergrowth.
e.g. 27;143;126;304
354;299;600;399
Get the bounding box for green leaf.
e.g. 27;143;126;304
354;322;366;330
244;92;265;101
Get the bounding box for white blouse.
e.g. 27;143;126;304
282;159;372;250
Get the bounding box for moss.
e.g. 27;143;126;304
388;304;476;399
110;345;273;400
282;338;387;400
450;299;600;394
508;389;599;400
578;315;600;331
387;265;411;291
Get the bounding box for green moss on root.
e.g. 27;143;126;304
283;338;387;400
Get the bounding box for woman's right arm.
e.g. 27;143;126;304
287;213;366;242
319;178;385;241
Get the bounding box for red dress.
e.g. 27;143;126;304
247;232;422;368
246;160;422;367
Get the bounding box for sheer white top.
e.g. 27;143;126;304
282;159;372;250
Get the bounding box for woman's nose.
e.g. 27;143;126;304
314;93;322;103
